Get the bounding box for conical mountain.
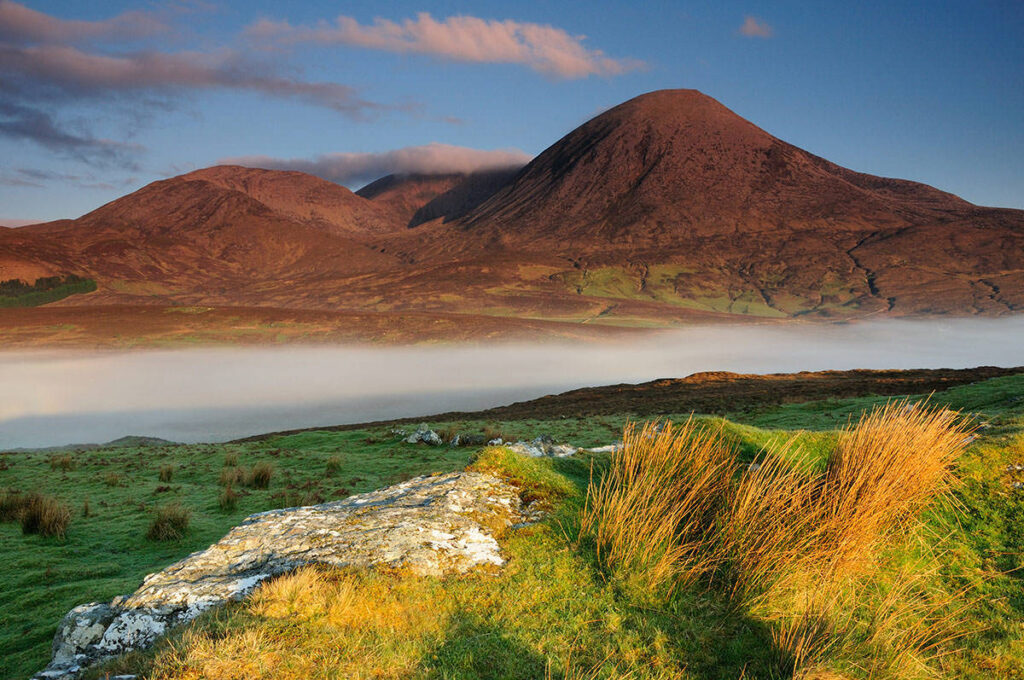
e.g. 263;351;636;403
464;89;972;246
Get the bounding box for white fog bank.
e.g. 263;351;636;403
2;318;1023;450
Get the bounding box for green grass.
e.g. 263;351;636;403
3;375;1024;679
0;430;475;678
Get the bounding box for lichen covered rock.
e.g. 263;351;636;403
35;471;524;679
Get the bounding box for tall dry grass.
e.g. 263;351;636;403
818;400;968;572
582;401;971;673
579;419;735;592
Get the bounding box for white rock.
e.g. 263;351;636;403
35;471;525;680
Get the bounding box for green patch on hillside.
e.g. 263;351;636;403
0;275;97;308
2;373;1023;679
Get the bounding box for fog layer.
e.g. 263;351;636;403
2;319;1022;449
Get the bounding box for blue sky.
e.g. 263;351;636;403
1;0;1021;223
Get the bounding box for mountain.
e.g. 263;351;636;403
355;173;467;226
464;89;972;242
355;168;522;228
1;166;400;307
1;89;1021;343
456;90;1023;315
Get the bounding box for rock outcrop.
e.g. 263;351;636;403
34;471;525;680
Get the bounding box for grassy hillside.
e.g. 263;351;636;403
1;374;1022;679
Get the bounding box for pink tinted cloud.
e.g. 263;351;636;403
222;143;532;187
739;16;774;39
0;43;381;116
246;12;644;79
0;0;168;44
0;217;43;227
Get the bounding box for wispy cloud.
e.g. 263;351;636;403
0;217;43;227
245;12;644;79
0;0;169;45
221;143;532;187
0;2;395;167
1;167;137;190
0;99;142;167
0;44;379;115
739;15;773;39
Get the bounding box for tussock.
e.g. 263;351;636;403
19;492;71;538
582;401;971;674
218;485;238;511
251;462;273;489
147;503;191;541
580;420;734;591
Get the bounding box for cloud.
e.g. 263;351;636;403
0;98;142;167
0;43;382;116
0;167;137;190
0;0;169;45
245;12;644;78
739;15;773;38
0;5;396;166
221;143;532;187
0;217;43;227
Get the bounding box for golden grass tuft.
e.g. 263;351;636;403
818;400;969;572
251;462;274;489
0;488;26;521
149;566;447;679
158;464;174;483
48;453;74;472
218;484;238;511
581;401;971;674
580;419;735;592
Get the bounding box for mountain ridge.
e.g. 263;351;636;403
1;88;1021;341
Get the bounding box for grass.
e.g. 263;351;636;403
2;373;1023;679
14;493;71;539
578;402;972;675
147;503;191;541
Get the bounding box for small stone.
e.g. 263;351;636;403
587;443;622;454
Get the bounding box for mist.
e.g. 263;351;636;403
2;318;1022;450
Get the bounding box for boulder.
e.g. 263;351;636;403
505;436;580;458
404;424;444;446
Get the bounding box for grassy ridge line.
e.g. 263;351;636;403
233;366;1024;443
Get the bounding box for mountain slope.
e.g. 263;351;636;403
463;89;973;242
453;89;1023;315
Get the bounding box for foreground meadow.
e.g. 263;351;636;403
2;374;1023;679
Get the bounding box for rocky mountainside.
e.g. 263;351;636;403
2;89;1022;337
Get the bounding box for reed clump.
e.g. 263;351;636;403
251;462;274;489
218;484;239;511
